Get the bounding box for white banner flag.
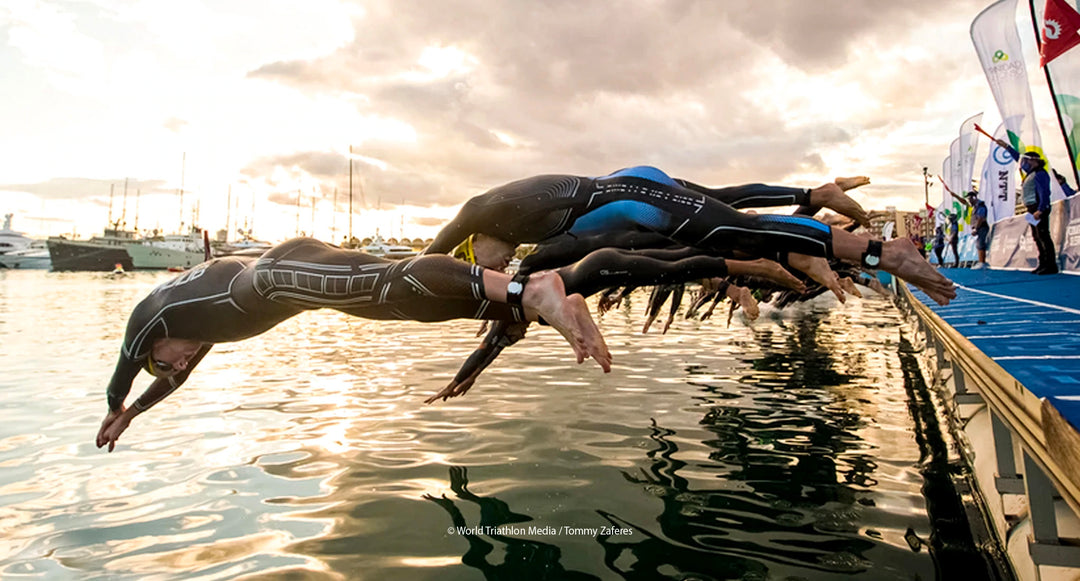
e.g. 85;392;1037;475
938;156;952;229
959;113;984;194
979;122;1018;222
971;1;1049;160
949;138;963;198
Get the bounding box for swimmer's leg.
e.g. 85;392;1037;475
488;269;612;372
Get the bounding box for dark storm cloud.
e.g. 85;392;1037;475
1;177;171;200
717;0;982;71
245;0;987;209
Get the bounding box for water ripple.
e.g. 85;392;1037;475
1;271;942;579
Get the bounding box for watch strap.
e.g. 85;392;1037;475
861;239;883;269
506;272;529;306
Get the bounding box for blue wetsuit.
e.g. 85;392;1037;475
425;166;832;259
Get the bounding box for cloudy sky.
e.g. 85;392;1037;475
0;0;1069;242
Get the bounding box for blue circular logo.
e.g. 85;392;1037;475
993;145;1014;165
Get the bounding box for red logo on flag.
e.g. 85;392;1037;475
1041;0;1080;66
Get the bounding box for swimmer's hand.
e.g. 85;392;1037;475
96;407;133;452
426;374;480;403
597;288;625;315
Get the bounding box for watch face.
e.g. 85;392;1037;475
866;255;880;267
507;281;524;295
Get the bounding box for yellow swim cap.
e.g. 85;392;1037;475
452;234;477;264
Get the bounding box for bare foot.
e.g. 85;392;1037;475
834;176;871;191
879;238;956;305
726;258;806;292
839;277;862;299
726;284;759;320
811;183;870;227
522;271;612;372
787;253;845;303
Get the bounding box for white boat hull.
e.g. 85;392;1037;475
126;244;206;270
0;250;51;269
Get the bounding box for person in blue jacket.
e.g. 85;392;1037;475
1020;152;1058;275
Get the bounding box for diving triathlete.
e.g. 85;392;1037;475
423;166;954;306
95;237;611;452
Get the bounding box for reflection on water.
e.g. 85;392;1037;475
0;270;992;579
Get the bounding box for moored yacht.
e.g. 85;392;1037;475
0;241;52;269
47;227;137;271
127;227;208;270
0;214;51;269
0;213;35;255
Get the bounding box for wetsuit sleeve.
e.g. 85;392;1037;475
674;179;812;209
424;208;477;255
106;353;143;412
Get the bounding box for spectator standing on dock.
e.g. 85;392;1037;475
932;225;945;267
1020;152;1058;275
947;212;961;268
965;190;990;269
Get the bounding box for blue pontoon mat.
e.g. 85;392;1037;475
908;269;1080;430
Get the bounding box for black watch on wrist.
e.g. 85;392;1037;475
861;239;882;269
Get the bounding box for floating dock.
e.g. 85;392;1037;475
903;268;1080;581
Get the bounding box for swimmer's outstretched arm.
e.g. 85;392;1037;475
425;321;529;403
96;345;212;452
423;209;477;255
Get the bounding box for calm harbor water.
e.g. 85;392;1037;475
0;269;990;580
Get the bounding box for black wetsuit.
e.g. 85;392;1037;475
425;166;832;259
106;238;524;412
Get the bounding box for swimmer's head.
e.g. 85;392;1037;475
454;234;517;272
141;338;205;378
452;234;478;265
